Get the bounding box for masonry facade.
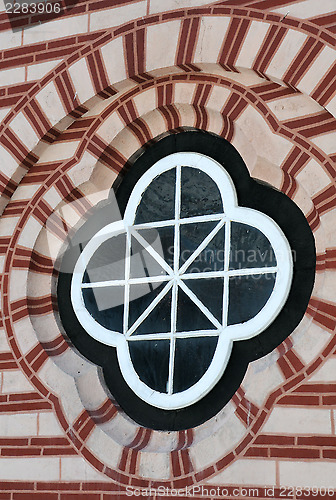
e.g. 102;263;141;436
0;0;336;497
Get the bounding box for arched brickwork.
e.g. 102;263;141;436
1;0;336;495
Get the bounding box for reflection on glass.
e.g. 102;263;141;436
129;282;168;330
84;234;126;283
230;222;277;270
135;168;176;224
183;278;223;322
228;274;276;325
133;290;172;335
184;226;225;273
173;337;218;393
180;167;223;218
129;340;170;392
82;286;124;332
179;221;218;270
176;287;215;332
130;235;167;279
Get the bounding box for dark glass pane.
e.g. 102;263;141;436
129;282;168;330
173;337;218;393
136;226;174;270
176;287;215;332
182;278;223;322
82;286;124;332
180;167;223;218
227;273;276;325
230;222;277;270
84;234;126;283
179;221;218;270
185;225;225;273
133;289;172;335
135;168;176;224
129;340;170;393
130;235;167;279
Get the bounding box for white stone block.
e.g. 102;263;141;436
146;20;181;72
23;15;88;44
263;407;332;435
207;458;276;486
101;37;127;85
236;21;270;69
90;1;146;31
36;82;67;127
194;16;230;64
0;413;38;437
0;457;59;480
69;58;96;105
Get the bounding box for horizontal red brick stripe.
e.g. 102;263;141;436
277;394;320;405
293;383;336;393
0;353;17;370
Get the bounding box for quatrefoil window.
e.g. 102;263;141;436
71;152;293;410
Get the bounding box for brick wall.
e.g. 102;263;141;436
0;0;336;497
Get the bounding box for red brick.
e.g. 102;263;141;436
212;6;231;15
306;357;323;375
114;21;134;36
323;449;336;459
37;483;80;491
60;495;100;500
48;37;77;49
283;18;300;28
235;433;253;455
251;410;267;434
298;436;336;446
0;483;33;491
283;373;305;391
277;394;320;405
270;447;320;459
255;435;295;446
42;447;76;455
244;447;269;457
85;483;124;492
13;494;58;500
81;448;104;473
1;448;41;456
294;383;336;393
322;395;336;405
0;438;28;446
194;465;215;482
172;476;194;488
216;453;235;470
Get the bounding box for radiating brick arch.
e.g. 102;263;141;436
1;3;336;214
1;62;335;484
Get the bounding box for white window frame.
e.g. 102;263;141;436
71;153;293;410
